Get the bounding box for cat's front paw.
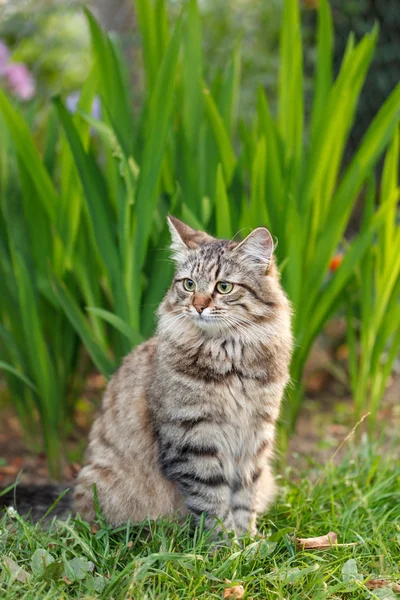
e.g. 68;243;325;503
234;513;258;538
208;513;237;540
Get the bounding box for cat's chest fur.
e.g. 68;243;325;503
154;335;283;464
210;376;279;462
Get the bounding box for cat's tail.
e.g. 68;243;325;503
0;484;74;522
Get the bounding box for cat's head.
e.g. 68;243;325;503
158;216;288;338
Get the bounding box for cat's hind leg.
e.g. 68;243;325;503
74;459;184;526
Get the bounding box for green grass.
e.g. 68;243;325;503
1;439;399;599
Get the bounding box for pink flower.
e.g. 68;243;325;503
0;40;9;76
5;62;36;101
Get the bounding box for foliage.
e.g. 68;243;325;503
1;441;400;598
0;0;91;98
346;128;400;426
329;0;400;154
168;0;284;117
0;109;85;474
0;0;399;468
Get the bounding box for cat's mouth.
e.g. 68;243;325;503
190;310;227;332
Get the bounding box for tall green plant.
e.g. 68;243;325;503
0;0;399;471
346;129;400;427
245;0;400;432
0;111;82;474
54;0;400;433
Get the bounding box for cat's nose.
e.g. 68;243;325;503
192;295;211;314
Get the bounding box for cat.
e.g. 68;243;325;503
72;216;293;536
1;217;292;536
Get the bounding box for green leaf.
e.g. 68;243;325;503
92;575;106;593
12;253;58;425
304;82;400;312
135;0;159;91
53;281;115;378
86;307;143;346
31;549;55;577
182;0;203;148
246;137;269;230
278;0;303;187
219;41;241;136
304;201;392;349
0;361;38;393
131;18;182;323
0;89;59;225
181;204;204;230
42;561;64;582
215;164;232;239
341;558;359;583
54;97;128;318
66;557;94;581
85;9;134;154
203;88;237;186
310;0;333;144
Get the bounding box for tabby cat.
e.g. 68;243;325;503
73;217;293;536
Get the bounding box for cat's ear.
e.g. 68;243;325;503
231;227;274;268
167;216;214;263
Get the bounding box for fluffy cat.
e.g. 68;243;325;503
73;216;293;536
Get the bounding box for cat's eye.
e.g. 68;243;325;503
216;281;233;294
183;278;196;292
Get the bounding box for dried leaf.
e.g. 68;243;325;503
336;343;349;361
366;580;400;592
127;541;133;549
367;580;391;590
223;584;245;599
296;531;337;549
3;556;31;583
0;457;24;477
305;370;329;394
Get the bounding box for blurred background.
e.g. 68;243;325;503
0;0;399;483
1;0;399;144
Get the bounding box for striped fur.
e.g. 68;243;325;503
74;218;293;536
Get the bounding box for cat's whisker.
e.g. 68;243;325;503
218;317;256;346
159;312;188;335
218;315;269;346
